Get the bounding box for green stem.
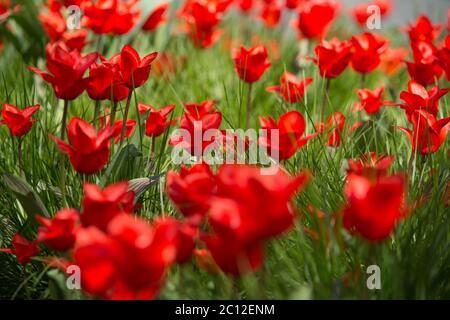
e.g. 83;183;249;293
119;90;133;145
93;100;100;129
322;78;331;121
110;100;118;126
61;100;69;140
246;83;253;129
17;137;24;178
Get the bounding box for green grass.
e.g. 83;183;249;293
0;0;449;300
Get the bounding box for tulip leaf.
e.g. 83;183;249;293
3;173;50;222
100;144;142;187
128;173;165;201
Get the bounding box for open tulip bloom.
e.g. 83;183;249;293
1;0;450;303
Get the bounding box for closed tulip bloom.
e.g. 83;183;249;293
29;42;98;100
350;32;388;74
232;45;271;83
353;86;394;114
396;110;450;155
405;15;442;43
259;111;318;160
81;182;135;231
266;72;313;103
36;209;79;251
295;0;338;39
50;117;116;174
0;234;40;265
311;38;353;79
316;112;347;147
0;103;40;137
343;173;406;242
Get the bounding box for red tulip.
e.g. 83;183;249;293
237;0;253;12
380;47;408;75
405;15;442;43
343;173;406;242
347;152;394;180
141;104;176;137
437;36;450;81
351;0;391;27
0;103;40;137
294;0;339;40
73;213;177;299
81;182;135;231
99;110;136;143
36;209;79;251
285;0;301;10
353;86;394;114
166;163;216;220
232;45;271;83
112;45;158;89
29;42;97;100
143;2;170;32
396;110;450;155
60;29;88;52
405;60;443;87
81;0;141;35
350;32;388;74
266;72;313;103
87;57;130;102
50;117;116;174
259;111;318;160
310;37;353;79
204;165;310;275
316;112;346;147
260;3;281;28
183;100;217;119
398;80;449;119
0;234;39;265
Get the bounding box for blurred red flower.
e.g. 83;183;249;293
351;0;391;27
260;2;281;28
316;112;346;147
29;42;97;100
343;173;406;242
437;36;450;80
347;152;394;180
0;103;40;137
405;15;442;43
266;72;313;103
380;47;408;75
36;209;79;251
143;2;170;32
350;32;388;74
0;234;39;265
50;117;115;174
232;45;271;83
81;182;135;231
311;37;353;79
259;111;318;160
353;86;394;114
140;104;176;137
294;0;338;40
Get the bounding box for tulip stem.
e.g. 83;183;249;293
361;73;366;88
119;90;133;145
17;137;24;177
321;78;331;121
61;100;69;140
110;100;118;127
93;100;100;129
246;83;253;129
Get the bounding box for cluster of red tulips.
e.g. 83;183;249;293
0;0;449;300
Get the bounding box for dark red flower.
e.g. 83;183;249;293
285;0;301;10
396;110;450;155
81;182;135;231
0;234;39;265
81;0;141;35
350;32;388;74
259;111;318;160
87;57;130;102
294;0;339;39
166;163;216;220
398;80;449;119
112;45;158;89
232;45;271;83
36;209;79;251
141;104;176;137
343;173;406;242
405;60;443;86
29;42;97;100
405;15;442;43
143;2;170;32
310;37;353;79
0;103;40;137
353;86;394;114
50;117;115;174
347;152;395;180
266;72;313;103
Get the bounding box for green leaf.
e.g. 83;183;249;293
3;173;50;222
128;173;165;201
